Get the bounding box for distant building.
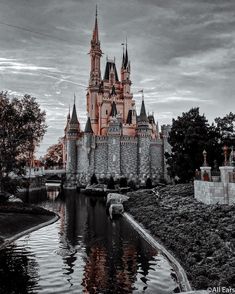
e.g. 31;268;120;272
63;9;171;188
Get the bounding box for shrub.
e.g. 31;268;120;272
128;180;136;191
146;178;152;189
90;173;98;185
107;176;115;190
119;177;128;188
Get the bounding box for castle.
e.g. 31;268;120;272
63;10;171;188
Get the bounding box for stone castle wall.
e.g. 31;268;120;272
150;140;163;182
94;139;108;175
137;135;151;183
120;138;138;178
67;133;168;186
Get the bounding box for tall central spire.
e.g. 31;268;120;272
92;5;99;44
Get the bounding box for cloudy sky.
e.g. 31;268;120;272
0;0;235;157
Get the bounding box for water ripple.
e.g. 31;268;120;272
0;191;180;294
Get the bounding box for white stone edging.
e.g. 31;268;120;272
123;212;192;293
0;214;59;251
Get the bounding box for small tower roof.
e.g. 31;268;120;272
139;95;148;122
84;116;93;133
110;101;118;117
70;96;79;125
103;61;119;81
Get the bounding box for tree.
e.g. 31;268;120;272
44;140;63;168
166;108;217;182
214;112;235;147
0;92;47;194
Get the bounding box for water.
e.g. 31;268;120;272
0;190;181;293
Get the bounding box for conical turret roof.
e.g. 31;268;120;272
139;99;148;122
85;117;93;133
70;103;78;124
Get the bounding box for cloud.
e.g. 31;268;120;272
0;0;234;157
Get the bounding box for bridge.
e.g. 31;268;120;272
24;168;66;185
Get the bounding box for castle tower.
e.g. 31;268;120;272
107;106;121;177
62;106;71;168
87;6;103;134
66;100;80;186
121;43;132;124
63;9;168;188
137;94;151;182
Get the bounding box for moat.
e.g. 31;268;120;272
0;190;181;293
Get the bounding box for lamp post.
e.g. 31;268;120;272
223;145;228;166
202;150;208;166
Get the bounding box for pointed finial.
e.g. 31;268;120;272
138;89;144;101
74;93;76;105
96;4;98;17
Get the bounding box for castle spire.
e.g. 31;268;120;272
121;43;125;68
70;95;79;125
124;37;128;69
92;5;99;44
139;90;148;122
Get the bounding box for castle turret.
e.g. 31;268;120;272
107;116;121;177
137;93;151;183
88;6;103;135
66;100;80;183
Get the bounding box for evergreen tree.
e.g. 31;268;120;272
166;107;218;182
214;112;235;147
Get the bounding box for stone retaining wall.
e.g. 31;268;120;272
194;180;235;205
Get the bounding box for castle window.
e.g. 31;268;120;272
113;154;116;162
106;110;108;115
113;138;116;144
92;104;93;110
139;147;141;154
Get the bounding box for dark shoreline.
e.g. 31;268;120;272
124;184;235;290
0;202;57;249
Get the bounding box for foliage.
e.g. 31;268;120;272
119;177;128;187
128;180;136;190
107;176;115;190
146;178;152;189
0;92;47;194
44;139;63;167
214;112;235;147
90;173;98;185
165;108;221;182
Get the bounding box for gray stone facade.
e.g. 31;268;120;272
66;125;171;187
194;166;235;205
